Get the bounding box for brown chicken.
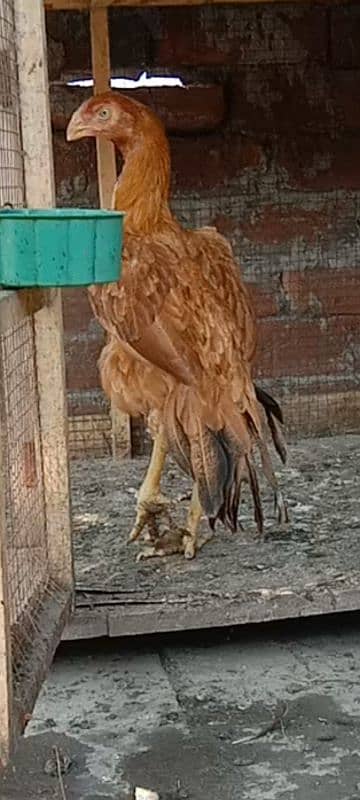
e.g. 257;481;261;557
67;92;287;559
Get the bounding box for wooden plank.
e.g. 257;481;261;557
67;434;360;640
0;353;13;766
90;6;132;457
0;290;47;336
14;0;73;590
63;607;109;639
62;581;360;640
34;297;74;588
45;0;344;10
11;590;72;744
90;8;117;209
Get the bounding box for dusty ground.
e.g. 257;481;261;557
3;617;360;799
70;435;360;632
2;434;360;799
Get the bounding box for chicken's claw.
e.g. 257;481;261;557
136;527;214;561
136;527;185;560
274;490;289;527
128;493;170;544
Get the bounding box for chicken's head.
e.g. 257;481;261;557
66;91;164;153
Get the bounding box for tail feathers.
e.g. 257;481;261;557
163;392;192;475
254;384;283;424
254;384;287;464
163;391;266;534
163;387;287;536
267;413;287;465
189;425;230;524
217;429;248;533
245;454;264;534
163;395;232;524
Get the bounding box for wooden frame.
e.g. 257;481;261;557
45;0;346;8
14;0;73;592
42;0;360;649
0;0;74;764
0;347;13;766
0;290;46;336
89;6;131;456
63;581;360;641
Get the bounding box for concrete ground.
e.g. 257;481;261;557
2;615;360;800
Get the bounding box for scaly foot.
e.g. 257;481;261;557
136;526;186;561
128;493;170;544
136;526;214;561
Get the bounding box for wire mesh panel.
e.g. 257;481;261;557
0;318;48;628
68;412;113;459
172;186;360;442
0;309;72;746
0;0;23;207
0;0;73;762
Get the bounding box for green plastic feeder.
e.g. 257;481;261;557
0;208;123;288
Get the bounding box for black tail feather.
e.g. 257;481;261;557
163;385;286;537
254;384;284;424
245;454;264;534
254;384;287;464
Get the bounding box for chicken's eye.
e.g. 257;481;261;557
98;107;111;121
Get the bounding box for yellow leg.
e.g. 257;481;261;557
135;481;214;561
183;483;203;560
128;430;169;543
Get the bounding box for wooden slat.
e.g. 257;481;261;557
45;0;338;9
14;0;73;589
0;353;13;765
0;290;47;335
90;6;131;457
62;581;360;641
90;8;116;209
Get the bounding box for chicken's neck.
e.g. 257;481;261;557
112;134;173;234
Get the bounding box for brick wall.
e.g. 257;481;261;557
47;2;360;450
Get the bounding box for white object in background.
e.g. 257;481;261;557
135;789;159;800
68;70;184;89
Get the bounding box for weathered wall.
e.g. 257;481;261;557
46;2;360;453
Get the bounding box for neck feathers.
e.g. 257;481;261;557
112;118;172;233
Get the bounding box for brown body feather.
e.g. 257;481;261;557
67;92;286;532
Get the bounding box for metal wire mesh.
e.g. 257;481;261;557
0;0;69;737
0;318;48;630
172;188;360;441
68;412;113;459
0;0;23;207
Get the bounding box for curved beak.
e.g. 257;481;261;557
66;108;89;142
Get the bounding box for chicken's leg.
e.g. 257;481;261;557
136;482;213;560
182;483;203;560
128;430;169;543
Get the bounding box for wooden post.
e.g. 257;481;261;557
90;7;131;457
90;8;117;209
0;378;13;765
14;0;73;589
45;0;312;9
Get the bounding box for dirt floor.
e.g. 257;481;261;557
3;616;360;799
69;434;360;634
2;433;360;799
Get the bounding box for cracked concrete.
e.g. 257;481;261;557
3;615;360;799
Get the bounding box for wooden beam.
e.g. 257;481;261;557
90;6;131;457
0;290;47;335
45;0;339;9
90;8;116;208
14;0;74;590
0;364;13;766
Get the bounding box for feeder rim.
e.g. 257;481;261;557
0;208;124;218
